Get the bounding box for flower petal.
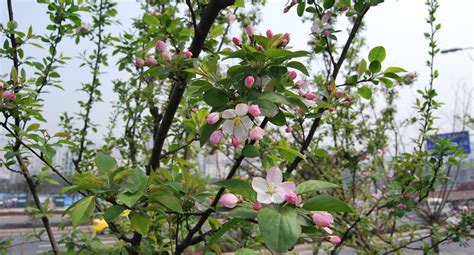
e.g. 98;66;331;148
241;116;254;130
271;193;285;204
266;167;282;185
222;120;234;135
279;182;296;193
235;103;249;116
222;109;236;119
252;177;267;193
233;123;249;142
323;227;333;234
257;192;272;204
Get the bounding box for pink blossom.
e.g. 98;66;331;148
257;45;264;51
246;24;255;37
327;84;333;91
328;107;335;113
156;40;168;52
3;90;16;101
249;126;265;141
145;57;157;66
248;104;261;117
312;212;333;228
232;37;241;45
222;104;253;142
285;126;293;133
231;136;240;147
253;202;262;211
206;112;220;125
134;58;145;67
460;205;469;213
220;193;238;208
306;92;317;101
288;71;297;80
184;51;193;59
283;33;291;43
266;29;273;38
252;167;296;204
210;130;222;144
346;94;353;100
284;191;300;205
327;235;341;245
162;50;172;61
291;0;297;4
336;90;344;98
244;76;255;88
226;12;236;23
282;39;289;46
322;30;330;37
343;100;351;107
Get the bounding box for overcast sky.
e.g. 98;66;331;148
1;0;473;145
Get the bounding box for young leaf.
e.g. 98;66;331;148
130;212;150;235
303;194;353;212
368;46;386;62
357;86;372;100
242;144;260;158
258;207;301;252
215;179;257;201
154;195;183;214
104;205;126;222
205;219;241;250
295;180;339;195
69;196;96;226
95;152;117;173
203;88;229;107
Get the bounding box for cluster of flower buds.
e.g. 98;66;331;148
207;103;263;147
1;82;16;101
134;39;193;67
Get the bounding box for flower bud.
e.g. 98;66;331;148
291;0;297;4
134;58;145;67
248;104;261;117
244;76;255;88
340;6;349;12
184;51;193;59
282;39;289;46
285;126;293;133
226;12;236;23
283;33;291;43
220;193;238;208
156;40;167;52
253;202;262;211
306;92;317;101
162;50;172;61
232;37;241;45
327;84;333;91
210;130;222;144
266;29;273;38
231;136;240;147
460;206;469;213
284;191;299;205
328;107;335;113
346;94;353;100
288;71;297;80
322;30;330;37
335;90;344;98
145;57;157;66
343;100;351;107
249;126;265;141
327;235;341;245
312;212;333;227
206;112;220;125
257;45;264;51
246;24;255;37
3;90;16;101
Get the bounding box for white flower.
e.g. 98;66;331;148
311;14;331;34
222;103;254;142
252;167;296;204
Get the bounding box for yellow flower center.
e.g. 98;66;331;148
233;116;242;125
267;183;277;195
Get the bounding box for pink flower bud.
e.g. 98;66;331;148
156;40;167;52
220;193;238;208
327;235;341;245
253;202;262;211
312;212;333;227
266;29;273;38
328;107;335;113
397;204;407;210
283;33;291;43
246;24;255;37
325;11;333;19
284;191;299;205
343;100;351;107
162;50;172;61
335;90;344;98
327;84;333;91
306;92;317;101
134;58;145;67
257;45;264;51
206;112;220;125
248;104;261;117
282;39;289;46
244;76;255;88
145;57;157;66
460;206;469;213
291;0;297;4
232;37;241;45
285;126;293;133
210;130;222;144
288;71;297;80
322;30;330;37
231;136;240;147
249;126;265;141
3;90;16;101
346;94;353;100
340;6;349;12
184;51;193;59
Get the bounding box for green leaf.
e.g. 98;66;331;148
257;99;279;117
276;146;305;161
235;248;258;255
154;195;183;214
269;110;287;126
295;180;339;195
368;46;386;62
203;88;229;107
104;205;126;222
259;92;290;105
242;144;260;158
258;207;301;252
303;194;353;212
384;67;407;73
205;219;241;250
69;196;95;226
297;2;306;16
357;59;367;75
215;179;257;201
95;152;117;173
369;61;381;73
26;123;40;131
143;14;159;26
357;86;372;100
287;61;309;76
323;0;336;9
130;212;150;235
